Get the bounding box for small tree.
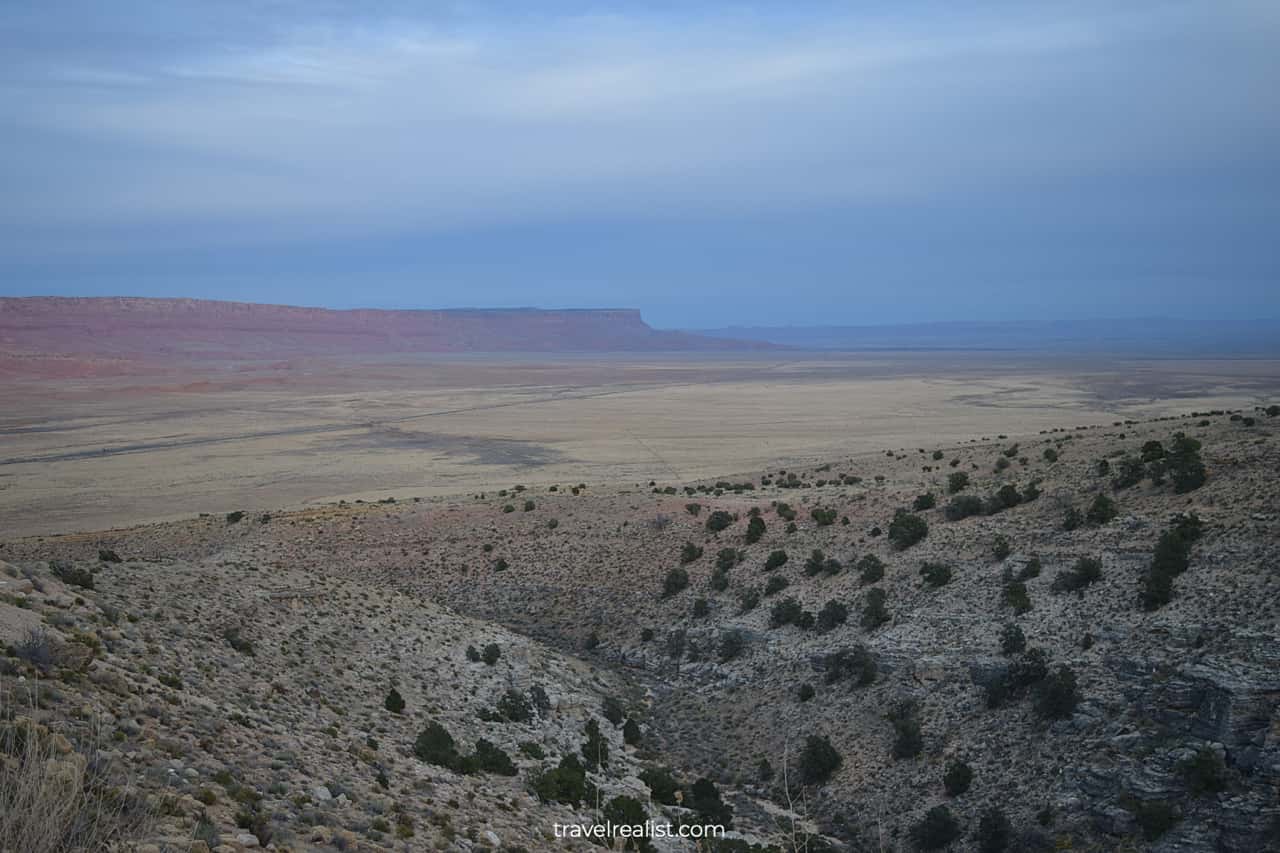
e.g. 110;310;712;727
745;515;767;543
481;643;501;665
581;719;609;770
384;687;405;714
764;549;788;571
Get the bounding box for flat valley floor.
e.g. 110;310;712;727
2;352;1278;536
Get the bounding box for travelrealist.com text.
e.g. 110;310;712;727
553;820;726;841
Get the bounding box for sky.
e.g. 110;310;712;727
2;1;1278;328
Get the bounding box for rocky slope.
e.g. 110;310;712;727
3;406;1278;851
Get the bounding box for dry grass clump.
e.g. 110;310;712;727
1;688;153;852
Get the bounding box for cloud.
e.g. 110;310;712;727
4;1;1275;243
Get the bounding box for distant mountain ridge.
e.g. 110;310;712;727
694;318;1280;354
0;297;774;373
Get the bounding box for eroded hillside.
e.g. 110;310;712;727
3;406;1278;851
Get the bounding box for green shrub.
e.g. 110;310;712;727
1051;557;1102;593
1086;493;1118;525
688;778;732;826
1179;748;1227;796
769;597;804;629
912;806;961;850
945;495;984;521
1000;623;1026;655
472;738;517;775
797;682;815;702
1112;456;1144;489
414;722;467;772
623;718;642;746
815;600;848;633
602;796;653;851
745;516;767;543
976;807;1012;853
763;574;789;596
888;701;922;759
581;719;609;770
857;554;885;584
223;627;255;656
798;735;842;784
496;689;534;723
226;511;245;524
692;597;709;618
810;507;838;527
1003;578;1031;614
706;511;734;533
50;562;94;590
384;687;405;714
994;483;1021;509
764;550;788;571
804;549;840;576
862;588;889;630
531;755;592;805
947;472;970;494
1131;799;1177;841
822;645;877;686
1169;434;1207;493
737;587;760;613
943;760;973;796
481;643;501;665
1043;448;1058;463
913;492;937;511
1062;506;1082;531
601;697;625;726
680;543;704;564
686;502;701;515
992;534;1011;560
639;767;680;805
718;629;746;662
1034;665;1080;720
662;567;690;597
920;561;952;588
888;510;928;549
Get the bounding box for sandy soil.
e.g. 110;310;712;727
1;352;1277;536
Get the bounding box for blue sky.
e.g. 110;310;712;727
2;1;1277;327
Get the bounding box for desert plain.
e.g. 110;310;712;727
3;352;1279;537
